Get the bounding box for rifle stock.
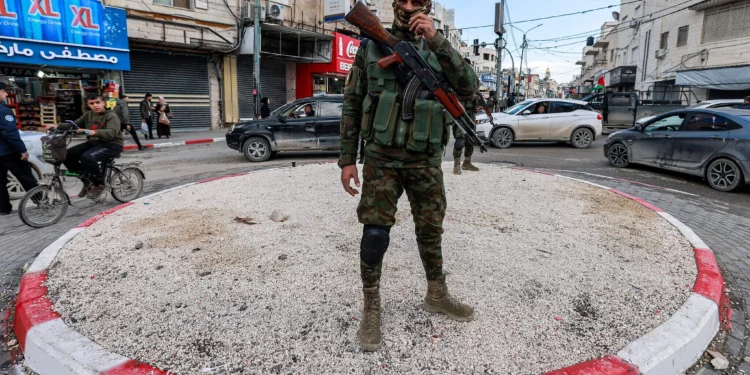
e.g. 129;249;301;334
345;2;399;48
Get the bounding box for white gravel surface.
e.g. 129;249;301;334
47;163;697;374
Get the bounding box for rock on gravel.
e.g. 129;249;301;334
46;163;697;374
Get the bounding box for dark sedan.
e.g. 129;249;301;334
226;95;344;162
604;108;750;192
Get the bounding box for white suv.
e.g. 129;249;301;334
475;98;603;149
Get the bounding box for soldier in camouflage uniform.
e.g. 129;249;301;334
453;71;481;175
339;0;479;352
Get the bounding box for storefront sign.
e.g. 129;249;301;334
324;0;346;23
610;65;636;86
0;0;130;70
296;32;361;98
481;74;496;83
336;33;359;73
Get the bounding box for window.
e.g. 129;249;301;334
611;96;633;107
283;102;317;118
660;32;669;49
319;102;343;118
631;46;638;63
550;102;577;113
528;102;550;115
623;51;628;65
483;53;490;61
683;113;740;131
610;50;614;62
677;26;689;47
703;2;750;43
154;0;191;8
645;113;686;132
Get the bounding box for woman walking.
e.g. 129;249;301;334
260;97;271;119
155;96;172;139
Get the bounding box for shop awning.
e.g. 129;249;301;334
676;64;750;90
260;24;334;63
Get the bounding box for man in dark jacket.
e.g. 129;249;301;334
741;96;750;110
115;95;144;150
0;82;38;215
66;94;124;198
139;93;154;140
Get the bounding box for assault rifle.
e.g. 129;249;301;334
345;2;487;153
476;95;497;128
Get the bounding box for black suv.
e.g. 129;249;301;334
226;95;344;162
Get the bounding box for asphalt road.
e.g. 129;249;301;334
2;137;749;373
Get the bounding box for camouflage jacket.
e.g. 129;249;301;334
339;28;479;169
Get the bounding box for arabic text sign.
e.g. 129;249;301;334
324;0;346;23
0;0;129;70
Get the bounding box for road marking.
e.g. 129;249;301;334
548;169;699;197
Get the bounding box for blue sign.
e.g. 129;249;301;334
481;74;497;83
0;0;129;70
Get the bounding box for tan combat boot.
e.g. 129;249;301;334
423;275;476;322
462;157;480;172
359;287;382;351
453;159;462;175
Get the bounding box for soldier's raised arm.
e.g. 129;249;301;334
426;32;479;98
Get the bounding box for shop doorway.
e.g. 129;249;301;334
313;75;345;96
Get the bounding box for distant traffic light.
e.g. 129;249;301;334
473;39;479;56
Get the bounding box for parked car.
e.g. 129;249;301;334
227;95;343;162
475;98;603;149
6;131;51;200
604;108;750;192
583;89;697;129
636;99;747;125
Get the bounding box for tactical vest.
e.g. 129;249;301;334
358;40;450;153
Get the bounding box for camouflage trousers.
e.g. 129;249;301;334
452;123;475;159
357;164;447;288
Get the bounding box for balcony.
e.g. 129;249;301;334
576;60;586;66
593;40;609;48
593;59;607;67
584;47;600;56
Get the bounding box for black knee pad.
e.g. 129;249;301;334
454;136;465;151
360;225;391;265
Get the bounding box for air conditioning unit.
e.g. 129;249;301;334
655;49;667;59
629;20;640;29
242;2;266;21
266;1;286;21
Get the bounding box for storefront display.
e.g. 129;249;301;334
0;0;129;130
296;32;360;99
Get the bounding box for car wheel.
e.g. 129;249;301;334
571;128;594;149
706;158;744;192
243;137;272;162
491;128;513;149
7;165;42;200
607;143;629;168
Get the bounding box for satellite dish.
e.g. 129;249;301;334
612;11;620;21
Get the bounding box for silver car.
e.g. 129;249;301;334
476;98;603;149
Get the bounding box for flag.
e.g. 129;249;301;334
594;76;605;91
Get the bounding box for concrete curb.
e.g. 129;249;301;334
512;167;730;375
12;166;728;374
122;137;226;152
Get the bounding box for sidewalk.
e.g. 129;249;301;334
73;129;229;151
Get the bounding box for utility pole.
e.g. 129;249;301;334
253;0;262;116
511;23;542;101
494;1;504;111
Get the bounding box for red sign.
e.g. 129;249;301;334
296;32;361;99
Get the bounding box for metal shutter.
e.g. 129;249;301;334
122;51;211;130
237;56;286;119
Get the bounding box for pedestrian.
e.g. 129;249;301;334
741;96;750;110
0;82;39;215
65;94;124;198
453;67;481;175
140;93;154;140
155;96;172;139
339;0;478;352
260;97;271;119
114;94;144;151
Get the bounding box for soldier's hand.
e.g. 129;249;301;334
341;165;360;197
409;14;437;41
21;153;29;161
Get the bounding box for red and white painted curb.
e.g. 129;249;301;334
123;137;225;152
12;166;729;375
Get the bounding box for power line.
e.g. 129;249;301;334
452;0;644;31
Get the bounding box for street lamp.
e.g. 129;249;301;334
510;23;543;100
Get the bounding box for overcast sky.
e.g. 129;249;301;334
442;0;623;84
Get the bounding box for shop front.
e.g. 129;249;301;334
608;66;636;92
0;0;130;130
296;32;360;99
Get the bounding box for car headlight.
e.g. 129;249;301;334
228;124;236;133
